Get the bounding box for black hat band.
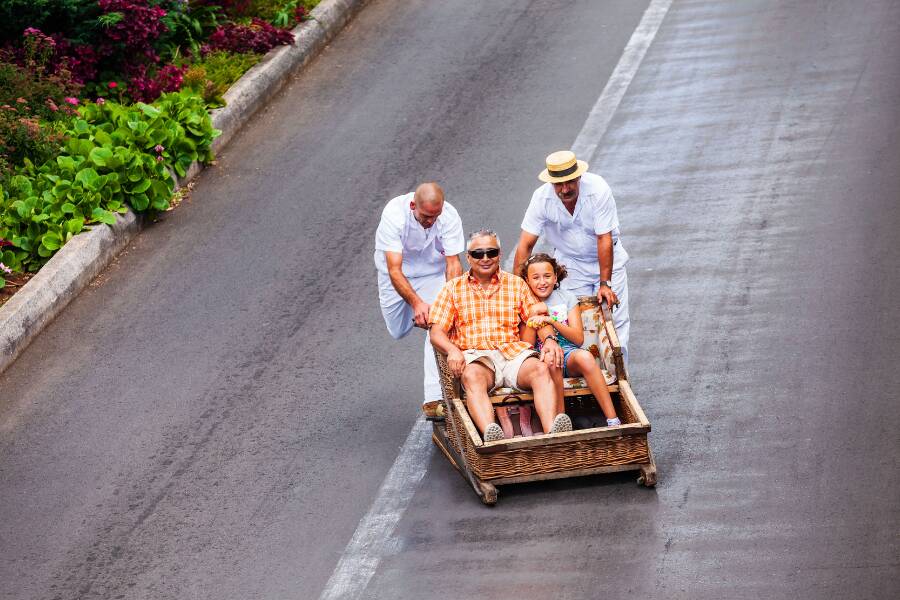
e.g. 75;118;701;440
547;163;579;178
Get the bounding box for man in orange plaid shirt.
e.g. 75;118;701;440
429;229;573;441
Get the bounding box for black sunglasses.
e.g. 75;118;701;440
468;248;500;259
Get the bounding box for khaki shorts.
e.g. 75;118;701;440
462;348;539;392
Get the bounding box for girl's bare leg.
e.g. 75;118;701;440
567;350;618;420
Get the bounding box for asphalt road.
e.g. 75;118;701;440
2;0;899;598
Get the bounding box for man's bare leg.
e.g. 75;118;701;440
549;364;565;415
516;357;559;433
461;362;496;434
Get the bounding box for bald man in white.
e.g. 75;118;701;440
374;183;465;418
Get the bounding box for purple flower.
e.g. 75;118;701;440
96;97;106;105
0;262;12;275
156;155;163;162
154;144;164;153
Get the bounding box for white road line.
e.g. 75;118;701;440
320;2;673;597
503;0;673;272
571;0;674;161
318;418;433;600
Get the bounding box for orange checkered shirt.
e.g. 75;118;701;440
429;269;538;359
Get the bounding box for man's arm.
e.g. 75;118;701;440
596;232;619;307
430;325;465;377
513;230;540;277
385;251;430;328
445;254;463;281
536;324;563;368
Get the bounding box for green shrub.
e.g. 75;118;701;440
0;90;220;272
183;50;261;107
158;1;226;60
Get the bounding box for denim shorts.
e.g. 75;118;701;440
562;346;582;377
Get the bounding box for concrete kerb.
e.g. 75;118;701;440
0;0;369;376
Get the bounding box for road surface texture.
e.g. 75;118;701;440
2;0;899;598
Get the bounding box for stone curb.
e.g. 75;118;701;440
0;0;369;375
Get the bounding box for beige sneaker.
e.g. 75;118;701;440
483;423;505;442
550;413;573;434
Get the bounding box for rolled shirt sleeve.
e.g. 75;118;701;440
439;202;465;256
591;183;619;236
517;279;539;324
428;282;456;333
520;189;546;236
374;202;405;253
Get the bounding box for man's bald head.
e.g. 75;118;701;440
413;182;444;209
410;182;444;229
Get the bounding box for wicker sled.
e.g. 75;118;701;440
431;298;656;505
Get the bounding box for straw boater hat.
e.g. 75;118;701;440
538;150;589;183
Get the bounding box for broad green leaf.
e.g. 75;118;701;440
61;203;76;214
89;147;114;167
94;130;113;146
66;217;85;234
75;168;99;188
150;194;169;211
90;208;117;225
41;232;61;251
130;179;151;194
57;155;76;171
129;193;149;212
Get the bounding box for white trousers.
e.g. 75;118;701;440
377;271;446;403
562;267;630;365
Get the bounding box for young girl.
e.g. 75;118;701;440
520;253;621;428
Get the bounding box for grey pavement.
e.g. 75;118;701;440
1;0;899;599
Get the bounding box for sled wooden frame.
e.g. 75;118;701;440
431;300;656;505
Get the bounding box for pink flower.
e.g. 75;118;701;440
16;98;26;104
156;155;163;162
108;81;118;89
64;97;79;106
95;97;106;105
154;144;164;153
46;99;59;112
0;262;12;275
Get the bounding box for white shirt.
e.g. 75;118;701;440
374;193;465;278
521;172;629;282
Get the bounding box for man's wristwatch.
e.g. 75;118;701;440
542;334;559;345
599;280;612;288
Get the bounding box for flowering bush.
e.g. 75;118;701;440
0;59;81;182
204;18;294;54
96;0;169;63
127;63;187;103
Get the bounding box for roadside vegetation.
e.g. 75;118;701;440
0;0;320;297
